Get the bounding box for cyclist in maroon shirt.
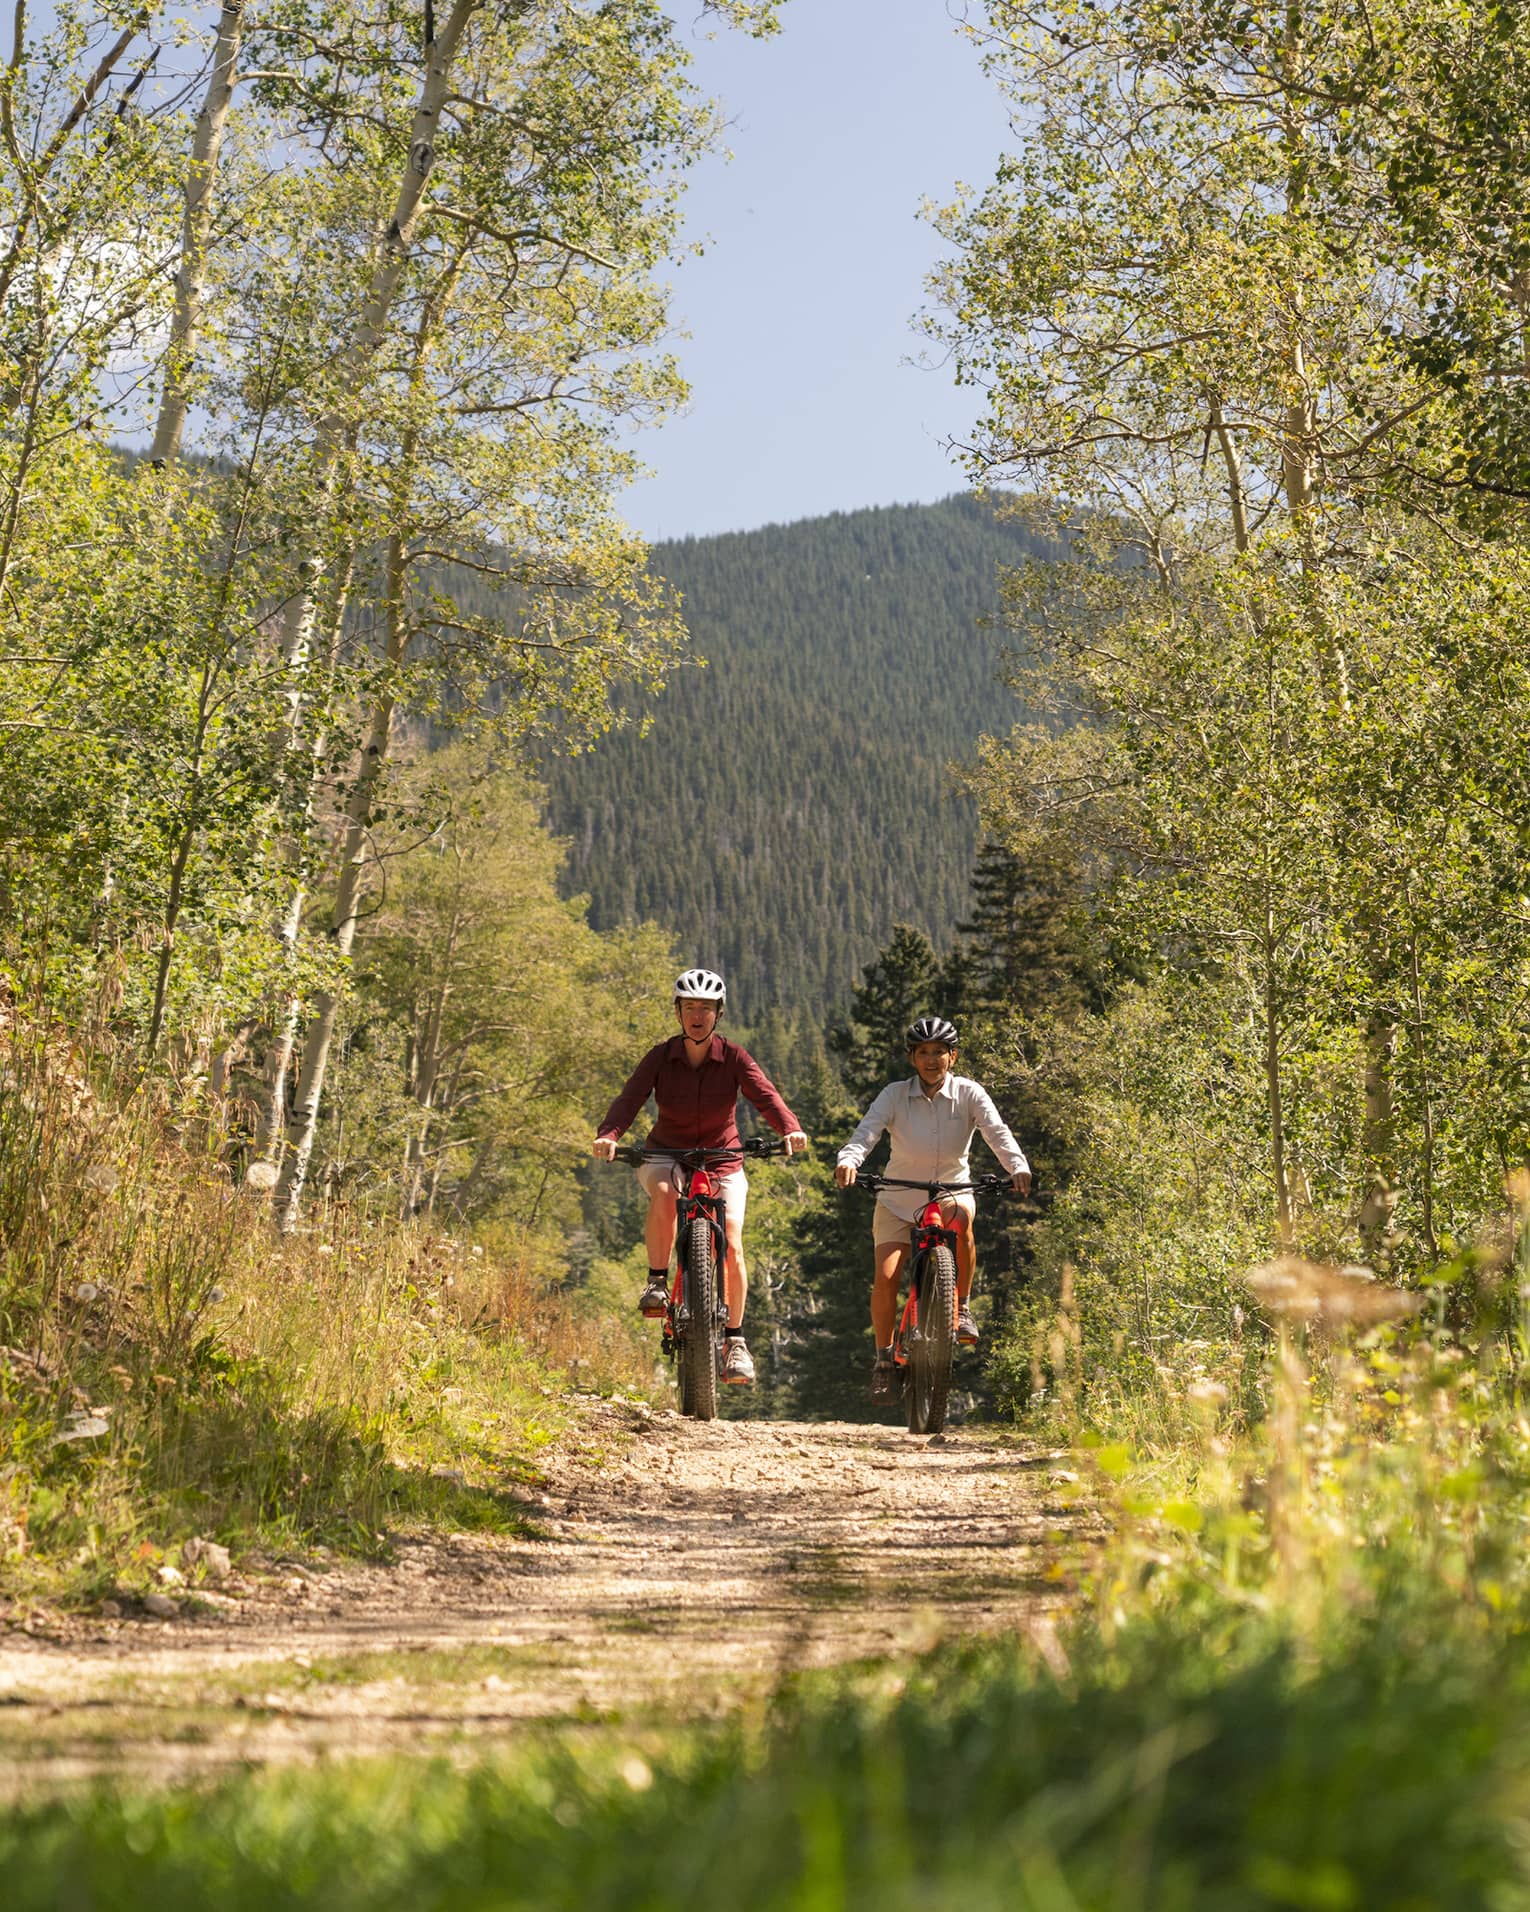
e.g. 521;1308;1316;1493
593;968;807;1386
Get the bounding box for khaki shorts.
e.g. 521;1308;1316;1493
637;1157;748;1230
872;1193;974;1247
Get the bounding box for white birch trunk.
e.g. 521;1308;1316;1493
272;536;408;1228
402;913;460;1219
260;2;479;1218
255;547;356;1166
0;9;152;321
269;215;475;1224
1209;401;1251;555
254;878;308;1160
149;0;244;466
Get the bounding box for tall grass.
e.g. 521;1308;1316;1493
0;994;650;1601
1052;1243;1530;1644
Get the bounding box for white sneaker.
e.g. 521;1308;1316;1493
722;1338;755;1385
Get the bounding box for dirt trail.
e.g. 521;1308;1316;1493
0;1405;1095;1791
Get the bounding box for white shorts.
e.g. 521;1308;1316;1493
872;1192;974;1248
637;1157;748;1230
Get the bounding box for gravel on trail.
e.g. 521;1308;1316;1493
0;1404;1098;1791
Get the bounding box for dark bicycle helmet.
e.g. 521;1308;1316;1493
906;1015;958;1049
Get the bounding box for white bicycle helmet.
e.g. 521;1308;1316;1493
674;967;727;1005
906;1015;958;1049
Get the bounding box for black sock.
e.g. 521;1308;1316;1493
727;1328;744;1341
648;1267;667;1283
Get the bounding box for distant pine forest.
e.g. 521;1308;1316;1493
538;494;1055;1018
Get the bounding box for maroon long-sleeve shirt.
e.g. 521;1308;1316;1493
597;1034;800;1154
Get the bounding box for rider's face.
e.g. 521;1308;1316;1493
677;996;720;1042
910;1041;956;1088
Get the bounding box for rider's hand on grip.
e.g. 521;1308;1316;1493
784;1130;808;1156
1013;1169;1032;1196
591;1136;617;1161
836;1161;857;1188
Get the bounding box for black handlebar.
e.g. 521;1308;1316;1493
849;1172;1021;1197
604;1137;797;1167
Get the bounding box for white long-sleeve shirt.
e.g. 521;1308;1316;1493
836;1074;1030;1224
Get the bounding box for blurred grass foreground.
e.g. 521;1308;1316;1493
3;1595;1528;1910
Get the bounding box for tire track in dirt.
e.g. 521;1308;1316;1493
0;1404;1097;1790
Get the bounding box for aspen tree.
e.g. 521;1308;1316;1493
931;0;1506;1251
254;1;746;1222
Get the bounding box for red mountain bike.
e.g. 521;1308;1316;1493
607;1136;789;1422
852;1172;1014;1434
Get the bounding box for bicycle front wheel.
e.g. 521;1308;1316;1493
677;1216;719;1422
906;1242;956;1434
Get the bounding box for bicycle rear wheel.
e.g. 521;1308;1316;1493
906;1242;956;1434
677;1216;719;1422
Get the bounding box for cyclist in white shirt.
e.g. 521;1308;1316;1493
835;1016;1031;1402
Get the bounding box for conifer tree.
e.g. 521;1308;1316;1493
541;496;1056;1017
958;838;1095;1019
827;925;939;1103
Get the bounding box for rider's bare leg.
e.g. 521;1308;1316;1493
644;1179;679;1272
871;1239;907;1346
724;1212;748;1330
954;1217;976;1300
872;1206;975;1320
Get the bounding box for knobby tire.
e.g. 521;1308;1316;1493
677;1215;719;1422
906;1241;956;1434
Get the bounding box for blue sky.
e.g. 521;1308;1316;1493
624;3;1014;543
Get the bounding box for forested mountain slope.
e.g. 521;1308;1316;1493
540;494;1052;1017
